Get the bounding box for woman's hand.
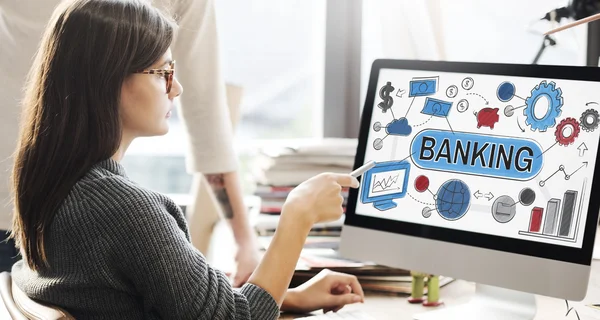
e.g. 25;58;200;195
281;269;365;314
246;174;359;307
283;173;359;228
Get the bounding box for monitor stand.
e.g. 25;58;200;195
373;200;397;211
413;284;536;320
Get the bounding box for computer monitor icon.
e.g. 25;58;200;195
360;160;410;211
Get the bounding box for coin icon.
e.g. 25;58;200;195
462;77;474;90
446;85;458;98
457;99;469;113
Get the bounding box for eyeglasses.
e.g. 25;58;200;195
136;60;176;94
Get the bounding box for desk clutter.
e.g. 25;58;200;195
249;138;356;236
247;139;453;295
251;138;357;188
256;234;453;296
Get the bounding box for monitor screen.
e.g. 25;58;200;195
349;60;600;257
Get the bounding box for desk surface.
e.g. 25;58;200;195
279;262;600;319
208;222;600;319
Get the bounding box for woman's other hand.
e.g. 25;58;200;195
281;269;365;314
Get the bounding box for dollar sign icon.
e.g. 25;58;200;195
378;82;395;113
446;85;458;98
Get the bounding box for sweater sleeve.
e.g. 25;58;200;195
91;180;279;319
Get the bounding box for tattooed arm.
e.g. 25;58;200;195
205;171;260;287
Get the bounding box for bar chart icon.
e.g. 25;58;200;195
558;190;578;237
543;198;561;236
528;207;543;232
519;189;581;243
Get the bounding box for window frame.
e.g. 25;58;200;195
323;0;363;139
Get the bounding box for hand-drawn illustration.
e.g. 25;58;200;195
518;187;582;243
446;85;458;98
410;77;438;97
396;88;407;98
361;73;595;248
414;175;430;193
555;117;580;146
539;163;587;187
473;190;494;201
497;81;516;102
421;98;452;117
360;161;411;211
474;107;500;129
491;195;517;223
435;179;470;221
378;81;395;113
519;188;536;206
580;108;599;132
422;207;433;218
523;81;563;132
462;77;474;90
457;99;469;113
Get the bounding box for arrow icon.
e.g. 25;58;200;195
473;190;484;199
567;162;588;179
516;117;525;133
484;192;494;201
396;88;406;98
467;93;489;105
578;142;588;157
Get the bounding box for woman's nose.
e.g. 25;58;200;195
169;77;183;99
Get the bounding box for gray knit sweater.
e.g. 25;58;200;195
11;159;280;320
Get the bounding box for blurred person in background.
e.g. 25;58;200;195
0;0;259;285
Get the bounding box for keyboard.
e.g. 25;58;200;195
297;310;376;319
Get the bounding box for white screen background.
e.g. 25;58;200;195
355;68;600;248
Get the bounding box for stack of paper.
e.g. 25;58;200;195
252;138;357;187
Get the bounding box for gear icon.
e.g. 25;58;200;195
580;109;599;132
523;80;563;132
555;117;580;146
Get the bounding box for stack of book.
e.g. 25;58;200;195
257;235;453;295
250;138;357;235
251;138;357;188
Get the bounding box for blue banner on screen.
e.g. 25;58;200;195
409;129;543;180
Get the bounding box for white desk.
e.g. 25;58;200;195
209;222;600;319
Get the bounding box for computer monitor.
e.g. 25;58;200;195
339;59;600;320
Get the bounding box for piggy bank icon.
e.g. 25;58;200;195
475;107;499;129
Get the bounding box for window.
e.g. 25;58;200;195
216;0;326;141
122;0;326;194
360;0;588;106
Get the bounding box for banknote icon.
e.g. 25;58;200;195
409;76;438;97
421;97;452;117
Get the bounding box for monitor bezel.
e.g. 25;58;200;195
344;59;600;266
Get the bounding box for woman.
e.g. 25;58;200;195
9;0;364;319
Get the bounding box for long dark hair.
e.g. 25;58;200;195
11;0;176;271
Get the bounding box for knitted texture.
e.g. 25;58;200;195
12;159;279;320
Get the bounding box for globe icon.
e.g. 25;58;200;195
436;179;471;221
